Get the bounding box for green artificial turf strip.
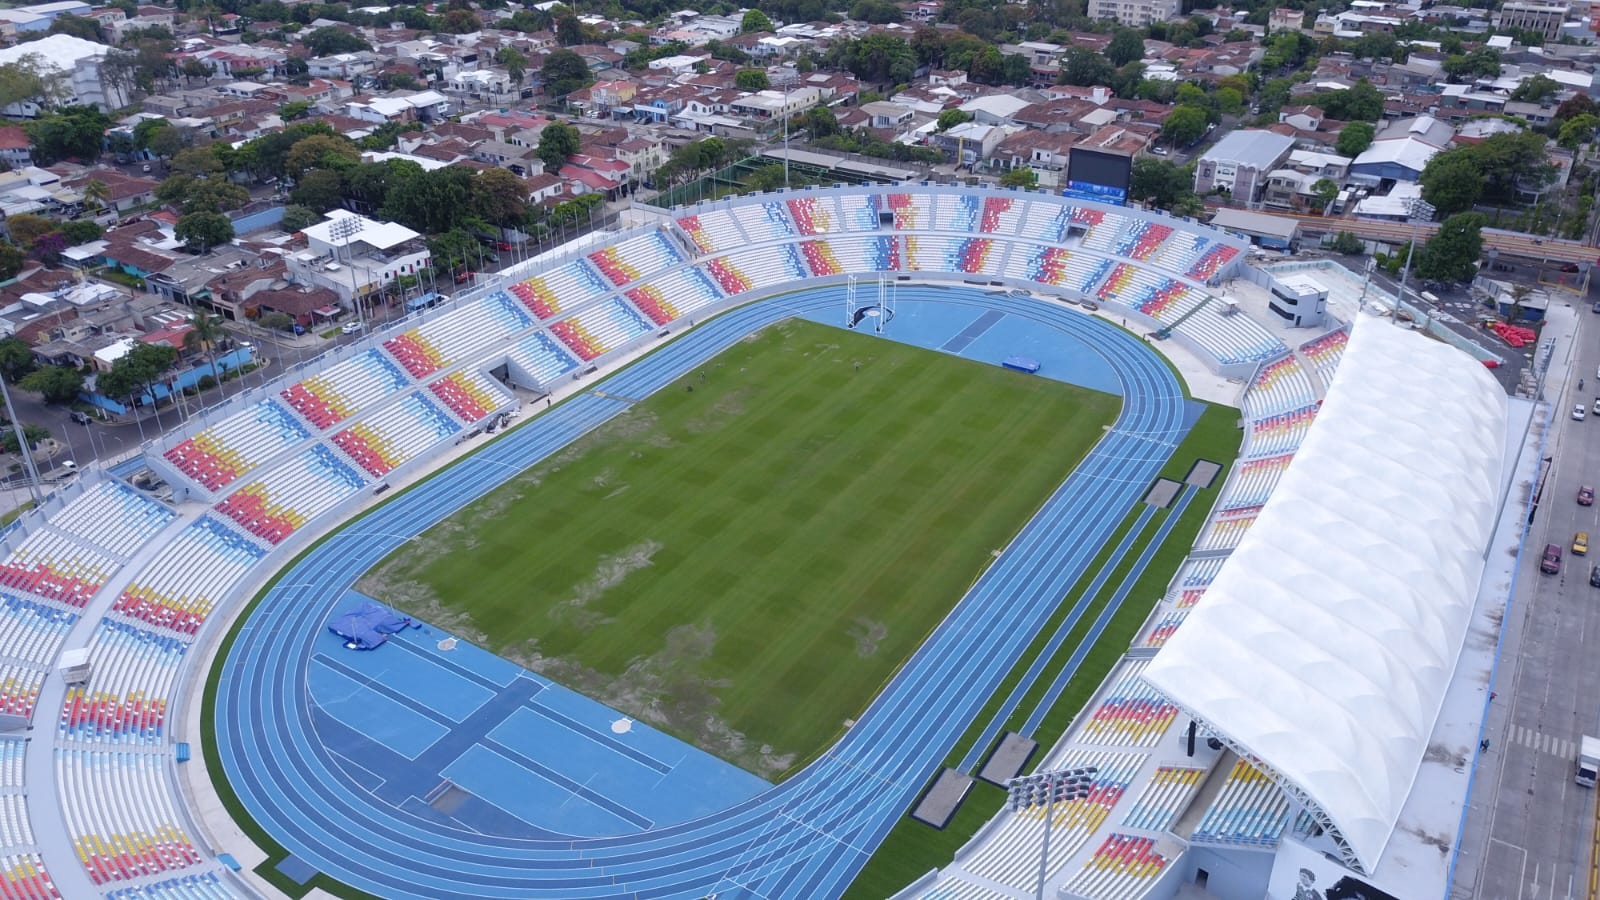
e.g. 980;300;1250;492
358;318;1119;778
844;402;1241;898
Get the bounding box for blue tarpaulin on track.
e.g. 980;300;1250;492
328;602;413;650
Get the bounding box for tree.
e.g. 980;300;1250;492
1510;73;1560;104
439;8;480;33
1131;157;1195;209
180;58;213;83
48;13;104;42
537;121;581;171
496;47;527;84
279;100;313;120
169;145;223;177
541;49;592;98
18;366;83;404
999;167;1037;189
0;243;24;282
174;211;234;252
302;26;370;56
1058;47;1115;88
3;213;54;249
734;69;770;92
97;342;178;408
1162;104;1208;148
1419;151;1483;216
0;337;30;382
1558;114;1600;150
741;9;773;32
0;55;69;111
1106;28;1145;67
1312;178;1339;210
470;167;531;228
182;312;227;384
1414;212;1487;282
1442;47;1501;82
1335;121;1375;157
24;106;109;165
289;168;344;212
0;424;49;455
147;125;185;161
555;14;583;45
1319;79;1384;122
284;133;360;179
1329;231;1365;255
161;176;248;214
280;204;322;232
936;109;973;132
258;311;295;332
59;220;102;244
1554;94;1599;126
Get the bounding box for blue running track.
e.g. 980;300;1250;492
213;285;1191;899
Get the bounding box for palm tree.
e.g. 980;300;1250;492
182;312;228;388
82;179;109;213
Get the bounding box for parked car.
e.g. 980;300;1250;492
1576;404;1588;421
496;241;512;251
1590;564;1600;587
1542;543;1563;574
1561;262;1582;273
1577;531;1590;556
69;410;92;425
341;321;363;335
1581;485;1594;506
455;270;476;283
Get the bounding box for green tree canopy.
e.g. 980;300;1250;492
936;109;973;132
496;47;527;84
1058;46;1115;88
24;106;109;165
279;204;322;232
1106;28;1145;67
284;133;360;179
0;243;24;282
999;167;1037;189
301;25;370;56
1418;151;1483;216
740;9;773;32
174;211;235;252
1335;121;1375;157
734;69;770;92
1312;177;1339;209
541;48;592;97
1414;212;1487;282
1558;114;1599;150
1162;104;1209;148
1510;74;1560;104
1131;157;1195;209
97;342;178;404
0;336;34;381
289;168;345;212
1319;79;1384;122
470;167;532;228
18;365;83;404
537;121;581;171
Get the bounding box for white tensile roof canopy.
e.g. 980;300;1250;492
1142;318;1507;873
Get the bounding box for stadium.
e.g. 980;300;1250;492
0;183;1528;900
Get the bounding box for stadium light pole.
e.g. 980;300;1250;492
1006;766;1097;900
1393;197;1435;324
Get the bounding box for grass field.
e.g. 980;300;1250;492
359;318;1120;778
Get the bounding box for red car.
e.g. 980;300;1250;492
496;241;512;251
1581;485;1594;506
1560;262;1582;273
454;270;476;283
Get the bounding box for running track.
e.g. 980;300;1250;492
213;285;1191;899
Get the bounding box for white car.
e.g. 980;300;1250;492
341;321;363;335
1577;404;1588;421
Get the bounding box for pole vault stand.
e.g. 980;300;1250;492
845;275;896;333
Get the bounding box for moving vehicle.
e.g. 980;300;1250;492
341;321;363;335
1590;564;1600;587
1578;736;1600;786
455;270;476;283
1575;532;1589;555
1593;398;1600;415
1580;485;1594;506
1561;262;1581;273
1542;543;1563;574
69;410;91;425
1576;405;1587;421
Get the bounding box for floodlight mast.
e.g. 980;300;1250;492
1005;766;1097;900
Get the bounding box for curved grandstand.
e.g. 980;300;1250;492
0;183;1501;900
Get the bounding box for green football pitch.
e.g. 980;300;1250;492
360;318;1122;778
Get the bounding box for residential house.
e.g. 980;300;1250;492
989;128;1078;188
0;127;32;170
287;210;429;306
929;121;1007;166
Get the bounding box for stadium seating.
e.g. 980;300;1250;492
1195;508;1259;552
904;236;1000;276
1245;404;1319;458
1120;766;1205;832
1138;609;1190;650
0;668;39;720
1155;233;1210;275
730;202;797;241
1300;328;1350;387
57;749;203;885
105;870;233;899
1171;302;1286;366
837;193;880;233
980;196;1025;235
43;482;173;559
884;192;931;231
58;621;182;745
964;749;1145;893
799;239;845;277
111;517;264;638
550;298;654;363
506;332;579;388
1242;355;1317;420
1097;266;1202;322
1190;758;1291;847
624;268;724;328
1187;244;1240;282
0;851;58;899
1077;661;1178;748
919;875;1013;900
163;400;310;491
786;196;837;235
1020;202;1074;245
1218;453;1295;510
589;231;683;287
673;209;746;255
0;597;73;668
383;295;529;381
0;530;118;610
281;350;410;432
214;446;366;545
933;194;981;233
1078;210;1129;254
1060;833;1168;900
428;370;511;426
1112;221;1175;262
332;393;460;479
702;257;754;296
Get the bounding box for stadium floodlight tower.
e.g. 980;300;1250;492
329;215;367;330
1393;197;1435;324
1005;765;1097;900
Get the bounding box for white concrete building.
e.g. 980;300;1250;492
288;211;430;306
0;34;129;114
1087;0;1181;27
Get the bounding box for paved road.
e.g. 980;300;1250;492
1465;312;1600;900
